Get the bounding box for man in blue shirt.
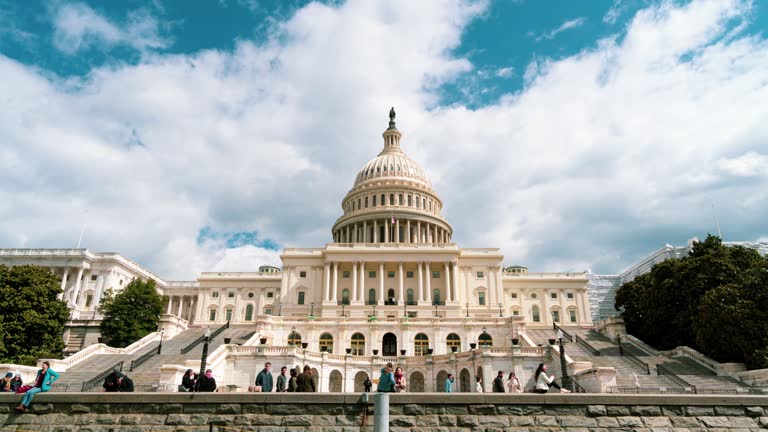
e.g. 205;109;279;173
444;374;455;393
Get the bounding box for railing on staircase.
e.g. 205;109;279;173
552;323;574;342
575;335;601;356
622;352;651;375
180;321;230;355
566;379;587;393
657;364;696;393
129;345;159;371
81;361;123;392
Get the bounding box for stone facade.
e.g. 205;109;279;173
2;393;768;432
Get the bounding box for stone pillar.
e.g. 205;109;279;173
487;267;495;308
177;296;184;317
378;263;385;304
332;262;339;302
363;221;367;243
417;262;424;303
69;267;84;308
345;225;349;243
384;219;389;244
395;219;400;243
352;263;358;303
358;261;366;304
406;220;411;243
425;262;432;304
324;262;331;302
59;267;69;294
444;262;451;303
165;295;173;314
398;262;404;303
496;267;504;311
373;220;378;243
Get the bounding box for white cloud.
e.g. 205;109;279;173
495;66;514;78
1;0;767;280
51;2;170;55
718;152;768;177
535;17;586;41
603;0;623;25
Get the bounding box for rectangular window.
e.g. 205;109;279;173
85;294;93;307
299;271;307;278
90;275;98;281
511;293;518;299
225;309;233;321
512;310;520;316
552;310;560;322
432;271;440;278
228;291;235;298
532;309;540;322
209;310;216;321
265;308;273;316
298;292;305;305
406;271;414;278
398;194;403;205
550;293;557;299
212;292;219;298
407;311;418;318
373;195;377;206
476;271;484;279
343;271;351;278
478;292;485;305
388;271;395;278
267;292;274;298
567;292;574;299
369;271;376;278
569;309;577;322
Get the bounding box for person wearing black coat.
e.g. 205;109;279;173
103;370;134;392
195;369;217;392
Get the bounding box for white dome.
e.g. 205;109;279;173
353;148;432;188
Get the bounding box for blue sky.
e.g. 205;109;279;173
1;0;767;279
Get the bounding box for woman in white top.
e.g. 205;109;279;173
506;372;522;393
475;376;483;393
533;363;570;393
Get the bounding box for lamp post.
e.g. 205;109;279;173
310;302;315;318
557;329;571;390
403;303;407;318
481;327;488;347
434;304;438;318
278;303;282;316
157;329;164;355
341;304;346;317
498;303;503;317
466;302;469;318
372;303;377;317
199;327;211;378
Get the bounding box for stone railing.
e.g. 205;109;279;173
40;332;160;371
2;393;768;432
620;333;660;356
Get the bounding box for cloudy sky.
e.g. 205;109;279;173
1;0;766;280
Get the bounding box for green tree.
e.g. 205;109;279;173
0;265;69;365
98;278;163;347
615;234;767;368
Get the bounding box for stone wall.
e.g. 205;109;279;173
2;393;768;432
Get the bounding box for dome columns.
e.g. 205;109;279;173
333;217;452;245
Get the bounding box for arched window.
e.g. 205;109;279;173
387;289;395;301
319;333;334;353
358;198;361;209
433;288;441;305
551;309;560;323
568;308;578;323
288;331;302;346
372;195;377;206
398;194;403;205
245;304;253;321
390;194;394;205
414;333;429;356
351;333;365;355
381;194;385;205
422;198;426;209
415;195;420;208
225;308;233;321
408;195;412;206
342;289;350;305
478;332;493;347
365;196;368;208
368;289;376;305
407;288;414;305
446;333;461;352
532;305;540;322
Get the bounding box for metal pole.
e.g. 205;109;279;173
374;393;390;432
559;337;570;390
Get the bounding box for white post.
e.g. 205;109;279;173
374;393;390;432
324;262;331;302
352;263;358;303
69;267;84;307
425;262;432;304
417;262;424;303
398;262;404;304
332;262;339;303
378;263;385;304
444;262;451;303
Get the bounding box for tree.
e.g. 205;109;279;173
0;265;70;365
615;234;768;368
98;278;163;348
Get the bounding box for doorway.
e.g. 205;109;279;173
382;332;397;356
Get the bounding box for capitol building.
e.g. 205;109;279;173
10;109;754;394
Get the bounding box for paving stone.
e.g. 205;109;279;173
508;415;534;426
697;416;731;427
669;416;701;427
477;415;509;427
216;404;241;414
596;416;619;427
415;415;439;427
438;414;456;426
587;405;607;417
728;416;758;428
390;415;416;427
283;414;313;426
533;415;557;426
632;406;662;416
456;415;479;427
606;405;631;416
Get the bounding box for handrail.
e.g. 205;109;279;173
567;379;587;393
575;335;600;356
81;361;123;392
129;345;159;371
553;323;574;342
180;321;230;354
622;352;651;375
657;364;696;393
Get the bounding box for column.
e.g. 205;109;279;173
373;220;378;243
352;263;358;302
395;219;400;243
425;262;432;303
363;221;367;243
416;221;421;243
451;262;459;302
487;267;496;307
324;262;331;302
406;220;411;243
345;226;349;243
177;296;184;316
444;262;451;303
60;267;69;292
378;263;385;304
69;267;84;307
417;262;424;302
496;267;504;309
332;262;339;302
359;261;366;303
384;219;389;244
398;262;404;303
353;224;357;242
